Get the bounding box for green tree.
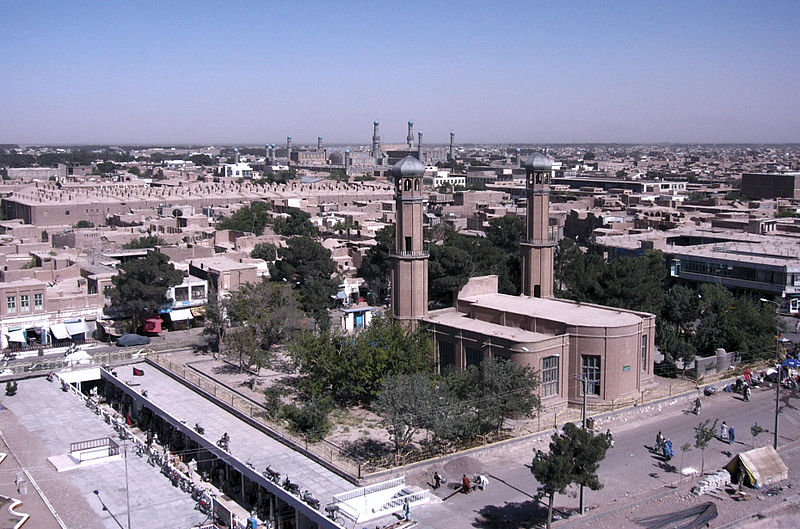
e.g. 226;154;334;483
217;201;272;235
273;208;317;237
270;236;337;328
251;242;277;262
189;154;214;166
222;281;302;370
123;234;166;249
694;418;718;475
374;372;438;455
73;220;94;229
283;394;333;441
287;314;433;405
109;252;183;331
357;227;394;304
428;244;473;307
483;215;524;294
127;166;141;176
530;423;610;529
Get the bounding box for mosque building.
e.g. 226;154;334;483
390;152;656;409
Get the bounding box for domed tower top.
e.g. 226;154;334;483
392;155;425;177
524;153;552;172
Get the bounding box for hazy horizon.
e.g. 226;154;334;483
2;1;799;145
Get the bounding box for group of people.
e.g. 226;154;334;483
430;471;488;493
655;431;674;460
720;421;736;445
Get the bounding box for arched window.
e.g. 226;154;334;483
414;179;419;191
404;179;411;191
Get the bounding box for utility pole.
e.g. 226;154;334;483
580;376;587;515
760;298;781;450
124;438;131;529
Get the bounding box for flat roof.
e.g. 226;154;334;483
464;293;643;327
425;308;552;342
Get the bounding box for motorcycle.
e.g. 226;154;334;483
282;477;300;495
263;465;280;483
194;423;205;435
301;490;320;510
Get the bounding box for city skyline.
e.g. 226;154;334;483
2;0;799;145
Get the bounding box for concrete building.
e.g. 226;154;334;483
742;172;800;199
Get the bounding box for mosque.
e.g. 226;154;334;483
390;153;656;409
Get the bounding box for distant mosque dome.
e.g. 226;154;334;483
524;153;552;172
392;155;425;177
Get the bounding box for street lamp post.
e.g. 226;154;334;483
760;298;781;450
93;489;125;529
571;374;589;515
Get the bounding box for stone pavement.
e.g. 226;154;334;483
0;376;208;529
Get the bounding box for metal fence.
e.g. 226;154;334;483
0;348;151;378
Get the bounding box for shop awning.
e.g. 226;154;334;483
168;308;193;321
65;320;89;336
50;323;71;340
190;306;207;317
6;329;27;343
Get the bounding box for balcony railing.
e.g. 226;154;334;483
389;250;430;258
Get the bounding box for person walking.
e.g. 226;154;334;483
744;385;751;402
656;431;665;451
720;421;728;441
461;474;471;494
402;498;411;521
432;471;441;490
729;425;735;445
476;474;489;491
694;397;702;415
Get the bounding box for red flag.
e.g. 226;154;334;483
133;367;145;376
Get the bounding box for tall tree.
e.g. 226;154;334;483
374;372;437;455
530;423;610;529
217;200;272;235
270;236;337;328
273;207;317;237
251;242;278;262
357;227;394;305
123;234;166;249
109;252;183;330
694;419;718;475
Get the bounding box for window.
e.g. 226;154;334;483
20;294;29;313
191;285;206;299
581;355;601;395
34;293;43;310
6;296;17;314
439;342;455;371
641;335;648;371
466;347;482;368
404;179;411;191
405;236;412;252
542;356;559;397
414;179;419;191
174;287;189;302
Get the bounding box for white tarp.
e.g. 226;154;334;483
65;320;88;336
168;309;193;321
50;323;70;340
6;329;26;343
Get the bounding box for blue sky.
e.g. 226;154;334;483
2;1;798;144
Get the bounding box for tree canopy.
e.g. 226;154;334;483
123;234;166;249
287;314;433;405
109;252;183;330
217;201;272;235
270;236;337;328
251;242;278;262
273;208;317;237
357;226;394;305
531;423;610;529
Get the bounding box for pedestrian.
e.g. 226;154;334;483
402;498;411;521
744;385;751;402
461;474;471;494
656;431;665;451
476;474;489;491
729;425;735;445
694;397;702;415
720;421;728;441
432;471;441;490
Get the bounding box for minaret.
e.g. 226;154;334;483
265;144;269;163
286;136;292;161
521;153;555;298
406;121;414;149
270;144;276;164
516;148;521;168
417;131;423;162
317;136;323;151
449;131;455;161
391;155;428;323
233;148;240;164
371;120;381;159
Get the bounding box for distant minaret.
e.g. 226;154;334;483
449;131;455;161
265;144;270;162
344;148;350;168
406;121;414;149
516;148;521;168
521;153;555;298
317;136;323;151
286;136;292;160
417;131;424;162
371;121;381;159
233;148;240;164
270;144;276;164
391;155;428;324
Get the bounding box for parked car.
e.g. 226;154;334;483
115;334;151;347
